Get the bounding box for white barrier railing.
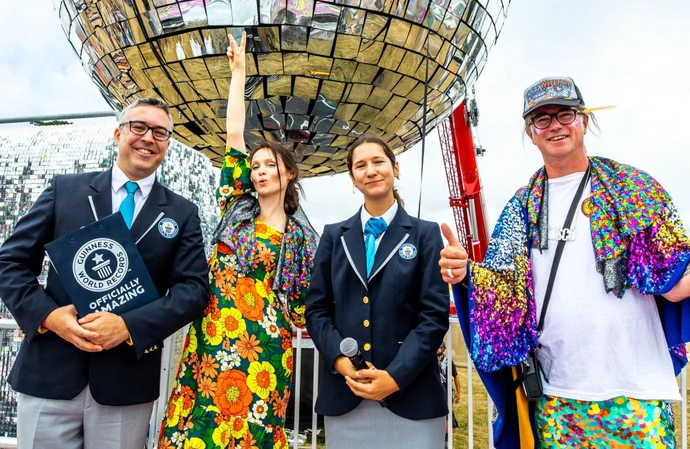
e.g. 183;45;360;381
680;366;688;449
0;318;688;448
0;320;17;330
0;437;17;449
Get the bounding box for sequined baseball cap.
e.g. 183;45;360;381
522;76;585;118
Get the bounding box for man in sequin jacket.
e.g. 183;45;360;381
439;76;690;449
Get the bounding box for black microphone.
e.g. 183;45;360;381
340;338;388;407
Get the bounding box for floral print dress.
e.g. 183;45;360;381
159;147;308;449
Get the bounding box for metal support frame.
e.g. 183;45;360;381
437;101;490;262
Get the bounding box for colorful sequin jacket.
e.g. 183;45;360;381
466;156;690;373
211;147;318;328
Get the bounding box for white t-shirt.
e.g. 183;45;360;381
530;171;681;402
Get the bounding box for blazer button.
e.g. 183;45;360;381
363;343;371;351
363;320;370;327
363;296;369;304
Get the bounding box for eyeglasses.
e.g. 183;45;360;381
120;120;172;141
530;109;580;130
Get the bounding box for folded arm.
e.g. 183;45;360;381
0;179;102;351
0;180;58;339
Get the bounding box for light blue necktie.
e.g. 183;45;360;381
364;217;388;277
119;181;139;229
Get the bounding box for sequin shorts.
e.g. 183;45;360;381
534;395;676;448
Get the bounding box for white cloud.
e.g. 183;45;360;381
0;1;109;118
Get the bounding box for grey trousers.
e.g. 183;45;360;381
324;399;446;449
17;385;154;449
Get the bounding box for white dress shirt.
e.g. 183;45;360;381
360;201;398;251
111;164;156;223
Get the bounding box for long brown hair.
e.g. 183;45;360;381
346;136;404;206
249;141;302;215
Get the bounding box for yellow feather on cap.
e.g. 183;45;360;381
582;105;616;114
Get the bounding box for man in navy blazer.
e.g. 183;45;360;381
0;98;209;449
306;204;449;420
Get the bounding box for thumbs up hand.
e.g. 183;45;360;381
439;223;469;284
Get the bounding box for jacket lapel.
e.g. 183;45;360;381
129;180;167;243
369;206;412;281
340;210;368;289
88;170;113;221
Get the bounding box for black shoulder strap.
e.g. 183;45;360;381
536;165;591;333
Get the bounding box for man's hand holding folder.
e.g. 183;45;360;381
78;310;131;350
44;212;159;350
43;304;103;352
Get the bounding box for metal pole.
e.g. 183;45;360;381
148;328;183;448
293;328;303;449
0;436;17;448
487;394;494;449
0;320;18;330
446;331;453;449
682;367;687;449
0;111;116;125
467;349;473;448
312;349;320;449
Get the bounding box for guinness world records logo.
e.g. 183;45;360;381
398;243;417;260
72;238;129;292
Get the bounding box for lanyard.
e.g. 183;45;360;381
537;164;592;333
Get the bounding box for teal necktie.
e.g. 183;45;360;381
364;217;388;277
119;181;139;229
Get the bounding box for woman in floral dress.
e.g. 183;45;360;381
158;32;318;449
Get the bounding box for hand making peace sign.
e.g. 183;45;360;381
227;31;246;73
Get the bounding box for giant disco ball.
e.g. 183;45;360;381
56;0;510;176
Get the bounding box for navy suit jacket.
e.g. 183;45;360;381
0;170;209;406
305;206;449;420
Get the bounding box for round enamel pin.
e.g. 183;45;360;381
158;218;179;238
581;197;593;218
398;243;417;260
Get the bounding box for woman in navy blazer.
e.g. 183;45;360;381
305;136;450;448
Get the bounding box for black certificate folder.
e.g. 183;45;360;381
45;212;159;317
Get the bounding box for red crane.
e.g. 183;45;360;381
437;100;490;262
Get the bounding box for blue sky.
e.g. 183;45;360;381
1;0;689;235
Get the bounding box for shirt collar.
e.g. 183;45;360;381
111;164;156;198
360;201;398;231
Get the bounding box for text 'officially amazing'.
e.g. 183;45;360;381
89;278;145;312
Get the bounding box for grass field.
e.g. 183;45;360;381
309;365;689;448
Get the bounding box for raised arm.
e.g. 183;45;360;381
216;32;251;216
226;31;246;151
